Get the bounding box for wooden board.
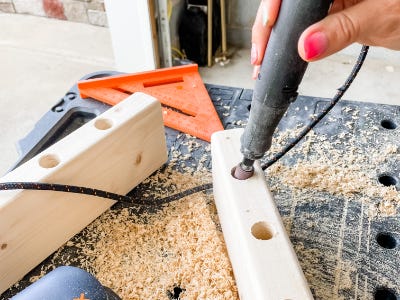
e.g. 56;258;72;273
211;128;313;300
0;92;168;293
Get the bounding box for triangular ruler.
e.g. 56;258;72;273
77;64;223;142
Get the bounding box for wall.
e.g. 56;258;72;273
0;0;107;27
226;0;258;48
0;0;258;48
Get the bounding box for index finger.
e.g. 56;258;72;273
251;0;282;66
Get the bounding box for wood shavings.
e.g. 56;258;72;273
74;192;237;300
46;162;237;300
334;260;356;291
383;144;398;155
273;162;371;195
267;125;400;217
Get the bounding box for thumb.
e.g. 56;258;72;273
298;2;372;61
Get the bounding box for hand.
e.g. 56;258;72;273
251;0;400;78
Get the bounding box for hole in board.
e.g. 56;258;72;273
376;232;398;249
247;104;251;111
39;154;60;168
381;119;397;130
378;174;398;187
1;243;7;250
374;287;398;300
94;118;113;130
251;221;275;240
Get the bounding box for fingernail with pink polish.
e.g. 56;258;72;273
303;32;328;60
251;43;258;65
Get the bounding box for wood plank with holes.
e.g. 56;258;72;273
211;128;313;300
0;93;168;293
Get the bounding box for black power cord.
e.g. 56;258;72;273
0;46;369;204
261;45;369;170
0;182;213;207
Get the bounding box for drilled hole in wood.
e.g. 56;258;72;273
381;119;397;130
378;174;398;187
251;221;275;240
39;154;60;168
1;243;7;250
374;287;398;300
376;232;398;249
94;118;113;130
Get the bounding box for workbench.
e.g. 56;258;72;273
1;71;399;299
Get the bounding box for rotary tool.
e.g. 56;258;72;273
234;0;332;180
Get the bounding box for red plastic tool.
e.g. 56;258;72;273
77;64;223;142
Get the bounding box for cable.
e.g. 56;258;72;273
261;45;369;170
0;182;213;207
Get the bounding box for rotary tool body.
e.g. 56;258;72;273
236;0;332;179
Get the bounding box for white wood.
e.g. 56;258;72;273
104;0;156;72
0;93;167;293
211;128;313;300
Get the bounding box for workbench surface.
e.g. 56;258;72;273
2;77;399;299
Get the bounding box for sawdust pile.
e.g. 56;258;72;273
266;124;400;217
80;194;237;299
68;166;238;300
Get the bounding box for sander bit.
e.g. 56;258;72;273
233;0;332;180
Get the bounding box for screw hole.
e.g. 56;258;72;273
247;104;251;111
374;287;398;300
378;174;398;187
251;221;275;240
376;232;398;249
381;119;397;130
94;118;113;130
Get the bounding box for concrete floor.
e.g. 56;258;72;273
0;13;399;175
